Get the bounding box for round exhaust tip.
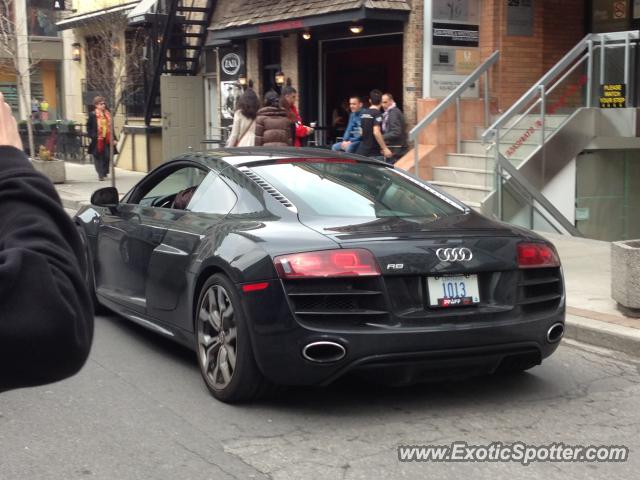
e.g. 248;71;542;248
546;323;564;343
302;341;346;363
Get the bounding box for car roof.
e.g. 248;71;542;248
186;147;389;169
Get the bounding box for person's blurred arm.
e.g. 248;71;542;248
0;95;93;392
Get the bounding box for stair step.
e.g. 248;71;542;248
475;125;556;143
446;153;494;170
461;140;489;155
432;166;493;188
430;181;491;203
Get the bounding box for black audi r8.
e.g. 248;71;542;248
76;147;565;403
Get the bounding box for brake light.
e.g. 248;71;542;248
274;249;381;279
517;243;560;268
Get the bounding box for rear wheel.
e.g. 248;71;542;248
195;274;273;403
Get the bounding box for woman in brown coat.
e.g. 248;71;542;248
254;91;293;147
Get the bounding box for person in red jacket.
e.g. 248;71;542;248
0;92;94;392
280;79;314;147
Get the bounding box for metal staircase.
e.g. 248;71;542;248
409;31;640;236
143;0;216;125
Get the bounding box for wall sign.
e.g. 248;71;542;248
52;0;66;10
600;84;626;108
507;0;534;36
221;53;242;76
219;44;246;128
433;23;479;47
433;0;480;23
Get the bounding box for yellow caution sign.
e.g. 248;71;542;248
600;84;626;108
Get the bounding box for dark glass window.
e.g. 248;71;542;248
250;161;462;219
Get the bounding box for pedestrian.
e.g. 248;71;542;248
39;98;49;121
331;95;363;154
0;92;93;392
381;93;408;162
280;79;313;147
355;89;393;162
226;81;259;147
31;97;39;121
254;90;293;147
87;96;114;181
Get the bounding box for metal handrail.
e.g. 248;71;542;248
409;50;500;176
482;31;640;143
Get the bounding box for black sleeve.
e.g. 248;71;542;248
86;112;96;139
383;109;404;145
0;146;93;392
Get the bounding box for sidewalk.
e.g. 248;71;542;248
55;161;640;357
56;161;145;211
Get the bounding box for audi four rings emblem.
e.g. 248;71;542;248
435;247;473;262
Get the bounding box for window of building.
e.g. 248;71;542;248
27;0;59;37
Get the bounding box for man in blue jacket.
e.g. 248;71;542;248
331;95;363;153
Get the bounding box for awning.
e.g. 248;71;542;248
127;0;159;26
56;1;139;31
208;0;410;42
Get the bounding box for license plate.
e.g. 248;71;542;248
427;274;480;307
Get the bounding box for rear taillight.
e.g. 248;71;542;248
517;242;560;268
274;249;381;279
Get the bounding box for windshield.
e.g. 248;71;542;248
249;161;463;219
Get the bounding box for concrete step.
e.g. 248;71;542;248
430;181;491;204
461;140;489;155
461;140;539;160
433;166;493;188
446;153;494;170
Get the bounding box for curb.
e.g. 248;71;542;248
564;314;640;357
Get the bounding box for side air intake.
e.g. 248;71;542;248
239;167;297;212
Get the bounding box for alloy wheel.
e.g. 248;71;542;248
197;284;238;390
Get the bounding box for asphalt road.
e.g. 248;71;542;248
1;313;639;480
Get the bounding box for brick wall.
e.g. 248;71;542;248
246;39;261;95
281;34;300;94
478;0;585;112
403;0;423;129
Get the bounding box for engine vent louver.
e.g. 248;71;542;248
517;267;563;314
239;167;297;212
283;277;391;327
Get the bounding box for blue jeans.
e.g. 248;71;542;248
331;141;360;153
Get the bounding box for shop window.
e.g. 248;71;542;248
27;0;59;37
261;37;281;96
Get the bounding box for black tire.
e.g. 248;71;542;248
77;227;108;315
194;274;274;403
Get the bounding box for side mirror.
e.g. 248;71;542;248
90;187;119;213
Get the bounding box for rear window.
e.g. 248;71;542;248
249;161;463;219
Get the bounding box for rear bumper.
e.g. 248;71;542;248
242;282;564;386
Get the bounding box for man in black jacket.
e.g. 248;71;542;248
381;93;408;163
0;92;93;392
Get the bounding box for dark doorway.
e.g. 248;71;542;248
260;37;281;97
321;34;403;143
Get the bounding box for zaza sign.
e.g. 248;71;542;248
221;53;241;76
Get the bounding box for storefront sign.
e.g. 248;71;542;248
433;0;480;23
219;44;246;128
507;0;534;36
433;23;479;47
432;73;479;98
221;53;241;76
600;84;626;108
455;49;480;75
593;0;629;32
258;20;304;33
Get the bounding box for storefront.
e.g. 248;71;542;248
207;0;415;146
